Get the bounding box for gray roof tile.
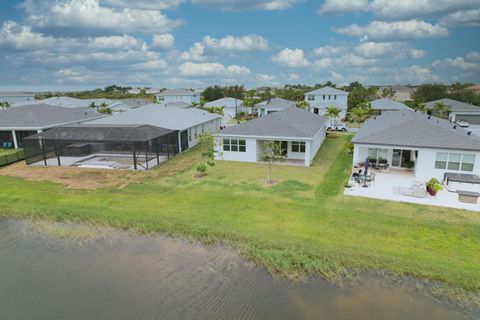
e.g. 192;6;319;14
425;98;480;113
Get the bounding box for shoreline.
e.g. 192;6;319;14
2;215;479;316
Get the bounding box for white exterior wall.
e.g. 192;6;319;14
157;94;200;107
307;94;348;119
309;125;326;164
215;137;258;163
187;118;221;148
415;148;480;182
353;143;480;182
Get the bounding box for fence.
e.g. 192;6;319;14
0;149;25;167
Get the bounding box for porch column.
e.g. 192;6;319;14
11;130;18;149
304;141;311;167
353;145;359;164
177;131;182;153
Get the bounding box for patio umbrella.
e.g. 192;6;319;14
364;157;369;176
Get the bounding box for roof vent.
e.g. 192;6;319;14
453;125;457;129
468;131;472;135
427;115;431;119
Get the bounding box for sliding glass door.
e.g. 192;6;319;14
391;149;412;168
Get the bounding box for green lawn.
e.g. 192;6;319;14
0;135;479;291
0;148;21;156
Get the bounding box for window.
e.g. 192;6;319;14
322;95;326;100
368;148;388;162
307;95;314;101
334;95;337;100
461;154;475;172
291;141;306;153
194;127;198;138
328;95;331;100
188;129;192;142
435;152;475;172
447;153;461;170
223;139;246;152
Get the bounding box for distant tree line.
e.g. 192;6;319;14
34;85;156;101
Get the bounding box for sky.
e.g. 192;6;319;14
0;0;479;91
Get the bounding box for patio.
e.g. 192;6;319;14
344;168;480;212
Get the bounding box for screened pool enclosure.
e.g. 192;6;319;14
24;124;179;170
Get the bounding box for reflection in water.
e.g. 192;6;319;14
0;219;474;320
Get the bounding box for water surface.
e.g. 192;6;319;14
0;219;475;320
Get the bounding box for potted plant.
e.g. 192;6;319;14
404;160;415;170
426;178;443;196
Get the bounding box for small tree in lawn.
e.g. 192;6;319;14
261;141;285;184
0;101;11;110
196;131;218;177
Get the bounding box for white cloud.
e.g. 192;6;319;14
335;53;377;67
432;56;480;71
151;34;175;50
272;48;310;68
0;21;54;51
319;0;368;15
440;9;480;27
22;0;182;35
180;42;206;61
100;0;183;10
314;57;333;69
466;51;480;62
335;20;448;41
410;48;426;59
369;0;478;20
202;34;269;51
191;0;301;11
313;45;347;57
395;65;439;83
178;62;250;77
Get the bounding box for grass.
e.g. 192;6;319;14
0;134;479;292
0;148;21;156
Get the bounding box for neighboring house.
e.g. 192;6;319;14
155;89;201;107
304;86;349;119
425;98;480;124
0;92;35;105
204;98;246;123
120;98;152;108
370;98;409;115
88;104;221;152
352;109;480;182
215;108;328;166
165;101;192;108
378;85;413;102
0;104;106;148
14;96;133;113
255;98;296;117
466;84;480;94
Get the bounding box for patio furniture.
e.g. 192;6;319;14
457;190;479;204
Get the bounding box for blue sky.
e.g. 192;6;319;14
0;0;479;91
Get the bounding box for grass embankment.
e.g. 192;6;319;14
0;148;21;156
0;135;479;291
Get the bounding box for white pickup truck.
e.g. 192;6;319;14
327;123;349;132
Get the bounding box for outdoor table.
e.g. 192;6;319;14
457;190;480;204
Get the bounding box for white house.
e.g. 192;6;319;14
0;92;35;105
370;98;409;115
215;108;328;166
255;98;296;117
204;97;246;123
352;109;480;183
155;89;201;107
88;104;221;152
304;86;349;119
425;98;480;125
0;104;105;148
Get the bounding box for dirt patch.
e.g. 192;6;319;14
0;148;201;190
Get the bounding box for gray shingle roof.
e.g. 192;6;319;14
219;107;328;139
352;109;480;151
425;98;480;113
0;104;106;130
370;98;408;111
87;104;221;131
255;98;296;109
156;88;198;96
204;97;244;109
305;86;348;95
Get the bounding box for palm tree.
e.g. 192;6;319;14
324;106;342;126
348;105;374;125
88;102;96;109
431;102;450;119
0;101;11;110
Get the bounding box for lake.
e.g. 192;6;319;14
0;218;475;320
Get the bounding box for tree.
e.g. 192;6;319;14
431;102;450;119
203;85;225;101
348;104;374;124
381;87;395;98
411;83;447;103
203;106;224;116
325;106;342;126
347;84;378;111
88;102;96;109
260;141;285;184
196;132;218;177
0;101;11;110
225;85;245;100
297;100;309;110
